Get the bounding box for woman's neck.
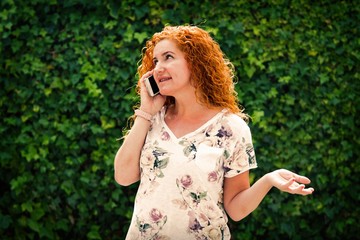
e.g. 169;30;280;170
167;100;221;121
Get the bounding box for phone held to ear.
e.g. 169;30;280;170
144;75;160;97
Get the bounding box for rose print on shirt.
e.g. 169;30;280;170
180;174;193;188
175;174;226;239
188;208;224;240
224;137;255;175
160;127;170;141
135;208;169;239
141;141;170;180
201;120;233;148
138;141;170;198
208;171;218;182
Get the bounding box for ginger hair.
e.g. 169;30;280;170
137;25;248;121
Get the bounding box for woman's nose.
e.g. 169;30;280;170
154;63;165;74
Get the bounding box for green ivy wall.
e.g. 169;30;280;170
1;0;359;239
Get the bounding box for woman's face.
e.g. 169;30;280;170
152;39;192;97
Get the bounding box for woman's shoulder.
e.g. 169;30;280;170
222;111;249;129
220;111;253;143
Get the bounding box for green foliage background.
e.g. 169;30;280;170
1;0;359;239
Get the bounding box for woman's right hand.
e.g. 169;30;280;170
139;71;166;115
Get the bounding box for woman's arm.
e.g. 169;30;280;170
114;72;166;186
114;117;151;186
223;169;314;221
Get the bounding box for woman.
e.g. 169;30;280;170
114;25;314;240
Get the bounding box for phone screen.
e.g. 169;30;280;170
147;75;159;96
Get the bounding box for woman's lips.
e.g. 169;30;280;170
159;77;171;82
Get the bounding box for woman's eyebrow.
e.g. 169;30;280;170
153;51;175;60
162;51;175;56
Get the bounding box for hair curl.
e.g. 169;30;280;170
137;25;248;121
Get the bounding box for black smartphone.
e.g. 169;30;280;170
144;75;160;97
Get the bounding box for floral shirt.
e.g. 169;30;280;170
126;107;257;240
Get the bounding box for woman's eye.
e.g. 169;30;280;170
153;59;158;65
165;54;173;60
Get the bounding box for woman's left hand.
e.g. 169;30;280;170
267;169;315;195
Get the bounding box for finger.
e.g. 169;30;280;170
289;183;305;192
293;185;315;195
282;178;295;189
292;174;311;184
299;187;314;195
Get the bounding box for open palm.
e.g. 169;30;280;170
269;169;315;195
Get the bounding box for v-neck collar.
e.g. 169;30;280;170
160;107;227;140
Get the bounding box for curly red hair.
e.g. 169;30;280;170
137;25;248;121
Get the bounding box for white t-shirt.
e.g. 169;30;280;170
126;107;257;240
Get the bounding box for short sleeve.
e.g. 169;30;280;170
224;118;257;178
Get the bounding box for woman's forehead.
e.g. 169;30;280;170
153;39;181;56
